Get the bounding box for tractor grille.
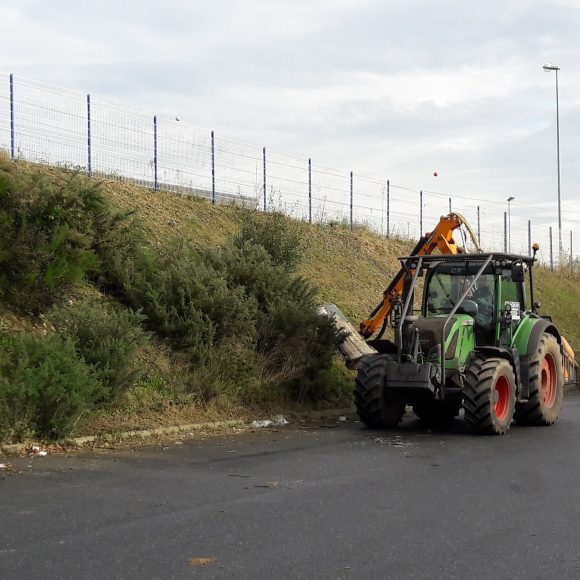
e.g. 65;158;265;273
419;329;439;352
403;317;457;356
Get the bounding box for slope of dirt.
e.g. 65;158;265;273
3;165;580;442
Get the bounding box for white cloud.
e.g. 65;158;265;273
1;0;579;252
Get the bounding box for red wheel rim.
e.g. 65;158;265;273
541;353;557;408
494;375;510;421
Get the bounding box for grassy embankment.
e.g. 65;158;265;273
0;158;578;442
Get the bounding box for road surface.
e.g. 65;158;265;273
2;392;580;579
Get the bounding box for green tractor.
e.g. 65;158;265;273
352;251;575;435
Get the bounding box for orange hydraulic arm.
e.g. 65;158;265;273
360;213;480;338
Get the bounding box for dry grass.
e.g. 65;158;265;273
535;266;580;348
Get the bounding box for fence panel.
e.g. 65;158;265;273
10;77;86;168
0;73;10;153
90;99;153;187
157;121;213;199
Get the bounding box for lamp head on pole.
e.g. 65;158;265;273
507;196;515;203
543;63;560;72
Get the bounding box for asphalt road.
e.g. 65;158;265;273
2;392;580;580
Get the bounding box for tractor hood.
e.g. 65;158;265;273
403;314;474;364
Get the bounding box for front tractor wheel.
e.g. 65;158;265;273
354;355;405;428
515;333;564;426
463;356;516;435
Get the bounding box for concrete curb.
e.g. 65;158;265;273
0;408;356;457
0;419;247;456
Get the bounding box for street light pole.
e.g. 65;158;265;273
507;196;515;252
543;62;562;258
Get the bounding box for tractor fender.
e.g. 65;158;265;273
517;319;561;400
472;346;520;389
524;318;561;356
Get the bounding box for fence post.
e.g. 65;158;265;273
211;130;216;204
350;171;353;230
477;206;481;245
386;179;390;238
9;73;15;160
86;94;92;177
419;190;423;235
570;230;573;268
308;158;312;223
262;146;267;211
549;226;554;271
528;220;531;256
153;115;158;191
503;212;507;252
448;197;452;213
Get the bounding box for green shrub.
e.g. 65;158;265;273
207;239;290;308
0;332;104;441
111;235;343;404
49;299;147;399
209;240;344;400
124;374;175;412
118;343;195;411
304;361;354;405
190;342;265;405
257;289;345;400
114;241;258;359
0;159;146;313
89;205;148;296
0;160;104;311
236;211;304;271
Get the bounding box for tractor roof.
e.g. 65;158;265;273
397;252;535;268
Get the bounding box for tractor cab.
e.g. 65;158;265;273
422;255;530;348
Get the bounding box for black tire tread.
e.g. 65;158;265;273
515;333;563;426
354;355;405;428
463;356;516;435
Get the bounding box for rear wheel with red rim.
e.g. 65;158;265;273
515;333;563;426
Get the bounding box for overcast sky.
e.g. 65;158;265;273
1;0;579;253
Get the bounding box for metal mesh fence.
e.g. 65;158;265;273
1;72;578;268
91;99;153;187
0;75;9;154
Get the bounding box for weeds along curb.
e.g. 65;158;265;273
0;419;246;456
0;408;356;456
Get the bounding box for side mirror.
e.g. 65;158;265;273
457;299;479;318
